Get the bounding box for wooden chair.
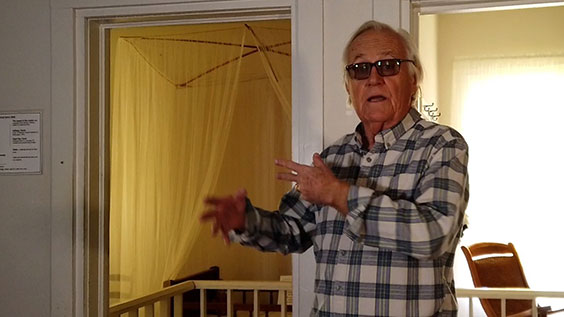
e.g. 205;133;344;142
461;242;564;317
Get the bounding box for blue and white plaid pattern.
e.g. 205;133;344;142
232;107;469;316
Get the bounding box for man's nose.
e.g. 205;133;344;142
367;66;384;85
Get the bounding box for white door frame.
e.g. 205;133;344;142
51;0;324;316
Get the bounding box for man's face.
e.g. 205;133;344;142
345;30;417;131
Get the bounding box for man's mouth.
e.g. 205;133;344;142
367;95;387;102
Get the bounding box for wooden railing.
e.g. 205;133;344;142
109;280;292;317
457;288;564;317
110;282;564;317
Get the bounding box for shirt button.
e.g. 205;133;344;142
366;157;372;163
340;250;347;256
336;285;342;291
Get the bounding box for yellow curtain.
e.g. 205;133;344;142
109;20;291;303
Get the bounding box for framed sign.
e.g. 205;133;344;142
0;112;42;175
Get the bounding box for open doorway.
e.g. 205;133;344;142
107;20;292;304
418;3;564;315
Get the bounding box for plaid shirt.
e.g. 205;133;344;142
232;108;469;316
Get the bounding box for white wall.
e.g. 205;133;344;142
0;0;52;316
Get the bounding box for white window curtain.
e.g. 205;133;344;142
450;55;564;292
109;21;292;303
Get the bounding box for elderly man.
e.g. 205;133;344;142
201;20;469;316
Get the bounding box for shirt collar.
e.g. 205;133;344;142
353;107;423;151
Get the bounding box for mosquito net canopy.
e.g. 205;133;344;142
109;20;291;303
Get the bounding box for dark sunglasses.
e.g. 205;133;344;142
345;59;415;80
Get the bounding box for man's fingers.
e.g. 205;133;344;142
204;197;227;205
312;153;325;168
313;153;332;173
200;210;218;222
211;221;220;237
234;189;248;209
275;158;305;173
220;224;231;245
277;172;298;182
235;188;247;198
222;231;231;245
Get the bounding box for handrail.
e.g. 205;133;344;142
109;280;195;316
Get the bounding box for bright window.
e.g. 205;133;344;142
451;55;564;291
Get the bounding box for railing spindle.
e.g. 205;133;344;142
280;290;287;317
532;298;538;317
200;289;206;317
501;298;506;317
174;294;183;317
469;297;473;317
128;310;138;317
227;289;233;317
253;289;259;317
158;299;169;317
144;303;154;317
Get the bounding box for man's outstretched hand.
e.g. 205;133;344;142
200;188;247;245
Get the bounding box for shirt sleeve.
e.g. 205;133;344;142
345;137;469;260
229;188;318;255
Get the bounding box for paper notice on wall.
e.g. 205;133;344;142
0;112;42;174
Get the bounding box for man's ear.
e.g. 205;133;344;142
345;81;352;107
410;73;418;95
345;79;350;95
